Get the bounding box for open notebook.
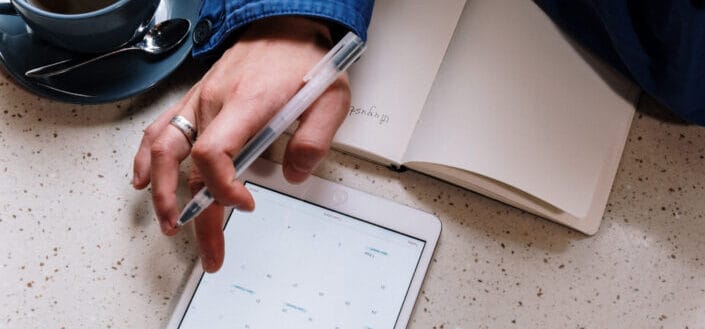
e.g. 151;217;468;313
331;0;638;235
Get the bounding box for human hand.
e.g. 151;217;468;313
131;17;351;272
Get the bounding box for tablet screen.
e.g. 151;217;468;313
177;182;426;329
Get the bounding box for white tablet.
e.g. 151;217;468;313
167;159;441;329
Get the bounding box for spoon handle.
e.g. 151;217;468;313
25;46;136;79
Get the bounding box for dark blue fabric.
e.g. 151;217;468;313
192;1;704;125
535;0;705;125
193;0;374;58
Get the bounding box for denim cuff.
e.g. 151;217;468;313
193;0;373;59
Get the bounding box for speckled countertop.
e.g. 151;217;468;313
1;60;704;329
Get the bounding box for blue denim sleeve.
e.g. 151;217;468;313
535;0;705;126
192;0;374;59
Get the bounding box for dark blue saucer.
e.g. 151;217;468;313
0;0;200;104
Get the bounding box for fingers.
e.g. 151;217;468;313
194;200;225;273
283;76;351;183
132;86;197;189
190;94;276;210
149;95;200;235
189;167;225;273
133;131;157;189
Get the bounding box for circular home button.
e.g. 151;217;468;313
332;190;348;205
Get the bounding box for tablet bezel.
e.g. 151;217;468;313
167;159;441;329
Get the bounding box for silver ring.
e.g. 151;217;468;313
170;115;197;145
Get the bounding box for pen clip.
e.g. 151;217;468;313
303;32;366;82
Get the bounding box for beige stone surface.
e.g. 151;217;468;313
1;61;704;328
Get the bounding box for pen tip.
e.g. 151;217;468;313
176;202;203;227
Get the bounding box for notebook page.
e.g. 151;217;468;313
403;0;636;218
332;0;466;164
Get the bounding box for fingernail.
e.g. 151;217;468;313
290;159;316;174
201;254;215;272
131;172;139;187
160;220;172;235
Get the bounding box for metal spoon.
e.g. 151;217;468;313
25;18;191;79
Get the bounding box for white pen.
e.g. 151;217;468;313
176;32;366;227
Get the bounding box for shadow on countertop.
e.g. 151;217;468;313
0;56;208;128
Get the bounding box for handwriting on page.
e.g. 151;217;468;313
349;105;390;126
